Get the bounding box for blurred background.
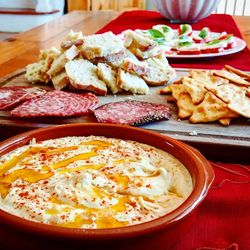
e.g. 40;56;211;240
0;0;249;38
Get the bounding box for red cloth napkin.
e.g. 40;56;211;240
174;162;250;250
97;11;250;71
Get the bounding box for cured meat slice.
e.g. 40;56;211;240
11;90;99;117
94;100;171;126
0;86;46;110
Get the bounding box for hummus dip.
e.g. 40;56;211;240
0;136;193;229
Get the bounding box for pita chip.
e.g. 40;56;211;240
182;77;206;104
176;92;196;119
213;69;250;87
224;65;250;80
189;92;238;123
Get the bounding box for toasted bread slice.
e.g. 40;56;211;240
51;70;69;90
117;68;149;95
124;30;161;59
81;32;124;60
97;63;121;94
121;58;149;76
142;56;176;86
65;30;84;42
65;59;107;96
25;57;53;83
90;50;125;66
47;45;80;77
39;47;61;60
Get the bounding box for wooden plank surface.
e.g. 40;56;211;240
0;68;249;163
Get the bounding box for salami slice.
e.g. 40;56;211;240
0;86;46;111
94;100;171;126
11;90;99;117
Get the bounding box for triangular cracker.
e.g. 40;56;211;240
225;65;250;80
176;92;196;119
189;92;238;123
182;77;206;104
213;69;250;87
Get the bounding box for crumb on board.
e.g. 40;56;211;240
189;130;198;136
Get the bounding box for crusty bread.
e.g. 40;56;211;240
142;55;176;86
51;70;69;90
123;30;161;59
121;58;149;76
81;32;124;60
39;47;61;60
90;50;125;66
47;45;80;77
97;63;121;94
65;59;107;95
25;56;53;83
65;30;84;42
26;47;62;83
117;68;149;95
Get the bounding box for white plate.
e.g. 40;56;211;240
166;36;246;59
117;31;246;59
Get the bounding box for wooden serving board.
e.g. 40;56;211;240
0;69;250;163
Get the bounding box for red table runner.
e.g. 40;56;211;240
97;11;250;71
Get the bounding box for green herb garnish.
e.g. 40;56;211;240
148;29;165;38
178;41;193;47
207;39;222;46
199;28;208;39
162;26;171;33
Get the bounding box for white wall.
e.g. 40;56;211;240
216;0;250;15
0;0;37;9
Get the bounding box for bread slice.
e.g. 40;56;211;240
121;58;149;76
65;30;84;42
81;31;124;60
97;63;121;94
51;70;69;90
47;45;80;77
39;47;61;60
65;59;107;95
117;68;149;95
142;55;176;86
124;30;161;59
25;57;53;83
90;50;125;66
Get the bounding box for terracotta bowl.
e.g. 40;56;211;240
0;123;214;250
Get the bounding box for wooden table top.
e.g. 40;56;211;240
0;11;250;78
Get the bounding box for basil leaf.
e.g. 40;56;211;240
199;29;208;39
180;24;189;34
163;26;171;33
178;41;193;47
207;39;221;46
148;29;165;38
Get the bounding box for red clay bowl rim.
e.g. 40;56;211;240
0;123;214;240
